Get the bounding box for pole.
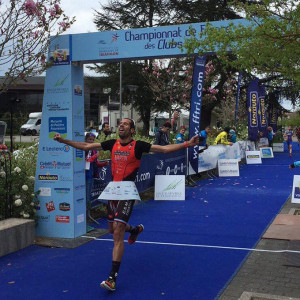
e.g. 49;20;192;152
119;62;122;121
9;102;13;153
131;93;133;119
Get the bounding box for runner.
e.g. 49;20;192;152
54;118;199;292
283;126;294;157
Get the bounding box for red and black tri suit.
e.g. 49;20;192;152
101;139;151;224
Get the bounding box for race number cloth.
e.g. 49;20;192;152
98;181;141;201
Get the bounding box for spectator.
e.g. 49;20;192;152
99;122;111;139
172;110;180;133
296;126;300;143
229;127;237;143
199;126;211;149
213;127;233;146
267;126;276;148
154;122;171;145
175;126;186;144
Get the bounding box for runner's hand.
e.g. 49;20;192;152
188;135;200;147
54;134;63;143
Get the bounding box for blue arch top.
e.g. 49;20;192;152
49;18;250;63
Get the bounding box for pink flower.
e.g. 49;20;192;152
183;94;187;99
49;8;56;17
23;0;37;16
54;4;61;14
58;21;67;30
153;71;157;75
170;97;174;101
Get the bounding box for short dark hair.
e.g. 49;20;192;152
102;122;109;129
224;127;230;133
124;118;135;129
163;122;171;129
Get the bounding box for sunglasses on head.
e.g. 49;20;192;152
86;132;96;138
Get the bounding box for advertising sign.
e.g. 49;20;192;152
154;175;185;201
218;159;240;177
260;147;274;158
245;151;262;164
292;175;300;204
273;143;284;152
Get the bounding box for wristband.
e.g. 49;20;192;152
184;141;189;148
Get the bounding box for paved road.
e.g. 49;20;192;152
4;135;40;143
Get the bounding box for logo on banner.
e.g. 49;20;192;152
55;215;70;223
42;145;70;156
39;161;71;169
48;117;67;139
249;92;258;127
46;201;55;212
37;215;50;222
74;85;82;96
38;174;58;181
54;188;70;194
59;202;71;211
259;98;267;127
75;149;84;161
46;74;70;94
98;33;119;57
46;102;70;112
49;47;70;65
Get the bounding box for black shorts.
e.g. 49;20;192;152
107;200;135;225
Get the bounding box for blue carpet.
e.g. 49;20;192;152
1;153;300;300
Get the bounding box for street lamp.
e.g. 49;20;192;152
127;85;138;119
103;88;111;124
9;96;21;153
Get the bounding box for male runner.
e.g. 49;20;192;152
54;118;199;292
284;126;294;157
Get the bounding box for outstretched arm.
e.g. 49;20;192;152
54;134;103;151
150;135;199;154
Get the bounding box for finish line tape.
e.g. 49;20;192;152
81;236;300;254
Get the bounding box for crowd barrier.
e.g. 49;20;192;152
91;141;255;201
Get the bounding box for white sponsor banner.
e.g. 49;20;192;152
258;137;269;148
292;175;300;204
39;187;51;197
218;159;240;177
154;175;185;201
98;181;141;201
246;151;262;164
260;147;274;158
273;143;284;152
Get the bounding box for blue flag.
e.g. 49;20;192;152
188;56;206;174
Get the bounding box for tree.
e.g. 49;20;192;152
0;0;75;93
183;0;300;90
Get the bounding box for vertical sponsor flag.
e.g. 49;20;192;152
234;71;243;126
258;84;268;137
247;78;259;141
268;92;279;132
188;56;206;174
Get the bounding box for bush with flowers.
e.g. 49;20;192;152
0;143;39;221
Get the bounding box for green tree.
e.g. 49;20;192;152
183;0;300;91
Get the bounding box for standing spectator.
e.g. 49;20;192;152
172;110;180;133
267;126;276;148
213;127;233;146
199;126;211;149
283;126;294;157
85;132;109;229
154;122;171;145
296;126;300;143
175;126;186;144
99;122;111;139
229;127;237;143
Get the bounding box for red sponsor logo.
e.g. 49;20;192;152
55;216;70;223
46;201;55;212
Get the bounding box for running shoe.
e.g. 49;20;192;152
128;224;144;245
100;277;116;292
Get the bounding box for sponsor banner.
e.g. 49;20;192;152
218;159;240;177
98;181;141;201
56;215;70;223
273;143;284;152
268;92;279;132
258;84;268;137
188;56;206;174
39;187;51;197
154;175;185;201
246;151;262;164
260;147;274;158
257;137;269;149
292;175;300;204
247;78;259;141
70;19;250;62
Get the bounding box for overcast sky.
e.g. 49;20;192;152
60;0;101;35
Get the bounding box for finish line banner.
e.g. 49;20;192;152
188;55;206;174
